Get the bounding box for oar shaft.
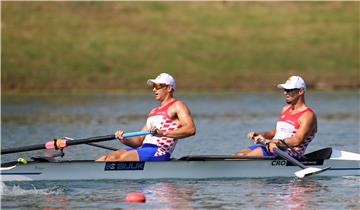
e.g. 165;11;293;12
86;143;118;151
1;131;153;155
85;131;154;151
256;138;329;178
1;144;47;155
273;147;307;169
1;135;115;155
65;135;115;146
257;139;306;169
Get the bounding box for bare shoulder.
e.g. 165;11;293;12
300;108;317;125
173;100;190;111
303;108;316;119
169;99;192;116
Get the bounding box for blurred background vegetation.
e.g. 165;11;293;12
2;1;359;93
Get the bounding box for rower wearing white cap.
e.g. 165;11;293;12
96;73;196;162
235;76;317;159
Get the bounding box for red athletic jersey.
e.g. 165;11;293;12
273;106;316;157
143;99;180;156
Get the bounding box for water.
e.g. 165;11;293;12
1;91;360;209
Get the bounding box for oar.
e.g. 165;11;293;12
86;143;118;151
1;131;153;155
257;138;330;178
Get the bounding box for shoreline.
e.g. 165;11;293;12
3;2;358;96
2;85;359;96
3;79;360;95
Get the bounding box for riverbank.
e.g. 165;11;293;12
2;2;359;93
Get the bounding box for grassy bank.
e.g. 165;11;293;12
2;2;359;93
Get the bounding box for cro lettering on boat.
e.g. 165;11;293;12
271;160;287;166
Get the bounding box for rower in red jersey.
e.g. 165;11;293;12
96;73;196;162
235;75;317;159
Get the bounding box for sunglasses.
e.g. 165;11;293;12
284;88;299;93
152;83;168;90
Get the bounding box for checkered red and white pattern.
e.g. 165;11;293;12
143;99;180;156
154;117;180;156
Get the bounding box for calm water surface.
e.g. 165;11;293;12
1;91;359;209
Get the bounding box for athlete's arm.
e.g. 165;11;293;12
248;106;288;142
157;101;196;139
251;129;276;139
116;125;148;148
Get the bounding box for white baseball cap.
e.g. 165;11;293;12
147;73;176;91
277;76;306;91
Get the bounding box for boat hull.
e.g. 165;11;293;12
1;158;359;181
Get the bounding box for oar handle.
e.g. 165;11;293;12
123;130;154;138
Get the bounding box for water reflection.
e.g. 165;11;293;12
143;182;195;210
252;178;326;210
2;180;196;210
2;177;358;209
281;179;324;210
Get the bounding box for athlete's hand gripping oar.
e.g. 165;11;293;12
255;137;330;178
1;131;153;155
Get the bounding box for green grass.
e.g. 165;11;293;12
2;2;359;93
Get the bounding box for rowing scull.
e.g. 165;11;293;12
1;148;359;181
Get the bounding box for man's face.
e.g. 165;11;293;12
152;83;169;101
283;88;300;104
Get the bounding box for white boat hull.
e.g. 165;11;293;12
1;151;359;181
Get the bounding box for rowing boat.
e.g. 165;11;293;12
1;148;359;181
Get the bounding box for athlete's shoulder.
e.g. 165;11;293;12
174;99;190;107
170;99;192;114
303;107;316;117
299;107;317;124
305;106;315;113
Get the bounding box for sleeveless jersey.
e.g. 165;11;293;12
143;99;181;156
273;106;316;157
